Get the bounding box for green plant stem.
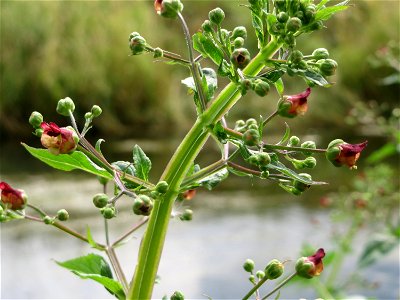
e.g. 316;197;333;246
227;161;261;176
261;272;297;300
106;247;129;294
145;46;190;65
181;159;226;188
242;276;269;300
127;38;282;300
263;144;327;153
112;217;149;248
311;278;335;300
263;110;278;127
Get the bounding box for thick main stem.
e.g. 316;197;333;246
127;39;281;299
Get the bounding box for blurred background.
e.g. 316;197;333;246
1;0;399;299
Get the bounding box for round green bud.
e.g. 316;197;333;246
247;124;258;131
289;50;303;64
301;141;316;156
155;181;169;194
257;152;271;166
101;206;116;219
309;21;323;31
245;118;258;127
93;193;109;208
85;112;93;119
256;270;265;279
170;290;185;300
231;48;251;69
242;129;260;146
243;259;255;273
29;111;43;129
312;48;329;60
304;157;317;169
56;209;69;221
202;20;213;33
293;173;312;192
180;209;193;221
153;47;163;59
318;58;338;76
286;17;302;32
209;7;225;25
91;105;102;117
239;78;253;95
34;128;43;137
289;136;300;146
277;12;289;23
297;60;308;70
133;195;153;216
43;216;54;225
156;0;184;19
304;5;316;23
232;26;247;40
129;36;147;55
253;79;270;97
261;170;269;178
248;275;256;284
56;97;75;116
284;34;296;48
233;37;245;49
294;11;304;21
129;32;140;41
247;154;259;166
264;259;284;280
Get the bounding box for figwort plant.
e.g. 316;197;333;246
1;0;368;299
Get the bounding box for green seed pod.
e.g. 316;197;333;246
256;270;265;279
155;181;169;194
304;156;317;169
286;17;302;32
318;58;338;76
56;97;75;116
170;291;185;300
231;48;251;69
202;20;213;33
233;37;245;49
29;111;43;129
264;259;284;280
312;48;329;60
288;136;301;146
239;78;253;95
180;209;193;221
43;216;54;225
101;206;116;219
93;193;109;208
231;26;247;40
129;32;140;41
289;50;303;64
243;259;255;273
153;47;163;58
253;79;270;97
277;11;289;23
91;105;102;117
242;129;260;146
129;36;147;55
209;7;225;25
56;209;69;221
293;173;312;192
257;152;271;166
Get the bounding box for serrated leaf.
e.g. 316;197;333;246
22;144;113;179
132;145;151;181
315;4;349;22
193;32;223;66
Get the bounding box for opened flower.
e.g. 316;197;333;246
277;87;311;118
326;139;368;169
295;248;325;279
40;122;79;155
0;182;27;210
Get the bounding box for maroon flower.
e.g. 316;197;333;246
154;0;162;14
326;139;368;169
277;87;311;118
0;182;27;210
40;122;78;155
295;248;326;279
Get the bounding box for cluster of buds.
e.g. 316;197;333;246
92;193;117;219
234;118;261;147
247;152;272;172
326;139;368;169
129;32;148;56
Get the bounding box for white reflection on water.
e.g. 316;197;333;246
1;174;399;299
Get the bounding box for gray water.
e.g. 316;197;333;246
1;172;398;299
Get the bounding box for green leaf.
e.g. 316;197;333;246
268;161;326;185
251;11;264;46
366;142;397;164
193;32;223;66
274;78;284;96
302;69;331;87
358;233;399;268
277;123;291;145
132;145;151;181
260;69;285;83
22;144;112;179
202;68;218;101
213;121;228;143
56;253;125;299
315;3;349;22
228;167;254;178
86;226;104;250
197;168;229;190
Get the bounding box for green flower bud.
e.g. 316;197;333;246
233;37;245;49
91;105;102;117
180;209;193;221
257;152;271;166
247;154;259;166
256;270;265;279
56;97;75;116
286;17;302;32
154;0;184;19
56;209;69;221
34;128;43;137
97;176;109;185
129;36;147;55
248;275;256;284
301;141;316;156
312;48;329;60
209;7;225;25
288;136;300;146
232;26;247;40
264;259;284;280
93;193;109;208
43;216;54;225
284;34;296;48
304;156;317;169
85;112;93;119
253;79;270;97
245;118;258;127
170;290;185;300
29;111;43;129
155;181;169;194
234;120;246;132
129;32;140;41
239;78;253;95
101;206;116;219
304;5;316;23
231;48;251;70
294;11;304;21
261;170;269;178
133;195;153;216
293;173;312;192
242;129;260;146
289;50;303;64
274;0;286;12
277;12;289;23
318;58;338;76
243;259;255;273
247;124;258;131
202;20;213;33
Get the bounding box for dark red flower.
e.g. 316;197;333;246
295;248;326;279
277;87;311;118
40;122;78;155
326;139;368;169
0;182;27;210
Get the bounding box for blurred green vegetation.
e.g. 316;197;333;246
1;0;399;143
